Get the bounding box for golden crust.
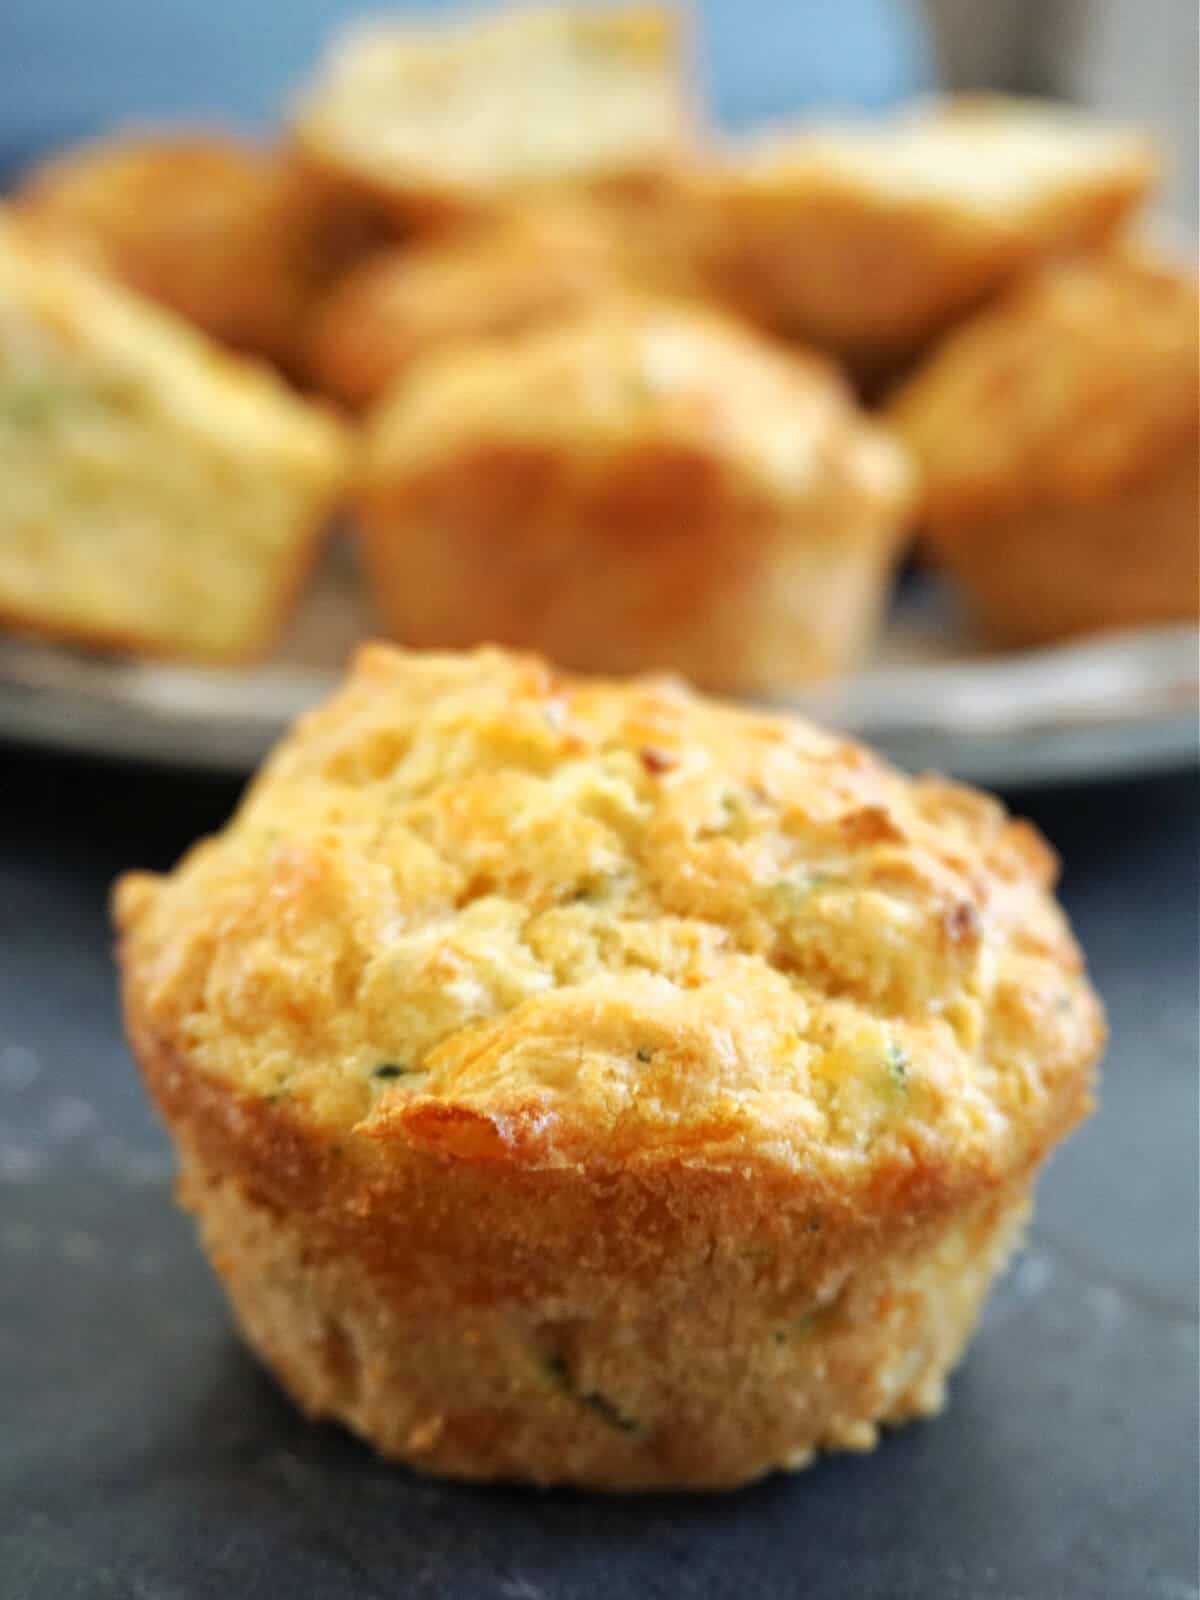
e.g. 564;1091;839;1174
115;642;1101;1487
888;249;1199;517
17;132;400;370
710;95;1159;371
306;186;719;409
352;300;917;690
307;203;627;409
887;249;1199;643
567;174;723;302
172;1129;1030;1490
0;210;348;661
910;451;1198;646
290;4;696;229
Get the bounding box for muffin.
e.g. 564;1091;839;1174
711;96;1159;375
17;131;399;370
307;182;722;409
290;3;695;229
115;641;1104;1491
887;248;1200;644
307;203;626;410
0;213;347;661
353;301;916;693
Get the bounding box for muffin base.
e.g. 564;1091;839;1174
357;440;906;695
925;448;1199;647
176;1141;1030;1491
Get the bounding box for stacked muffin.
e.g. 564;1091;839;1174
5;1;1191;677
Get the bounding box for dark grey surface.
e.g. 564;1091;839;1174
1;746;1197;1600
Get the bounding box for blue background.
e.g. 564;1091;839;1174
0;0;933;178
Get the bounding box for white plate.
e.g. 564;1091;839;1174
0;543;1195;788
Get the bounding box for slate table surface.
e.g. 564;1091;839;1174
1;744;1196;1600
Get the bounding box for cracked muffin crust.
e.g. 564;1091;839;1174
115;644;1103;1489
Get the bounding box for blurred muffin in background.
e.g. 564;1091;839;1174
307;203;628;410
307;187;717;410
576;172;723;301
0;211;346;661
17;131;400;372
354;300;916;694
887;247;1199;644
290;3;697;230
710;95;1159;378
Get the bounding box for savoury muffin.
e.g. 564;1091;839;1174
0;213;346;661
115;641;1103;1491
353;300;916;693
290;3;694;229
307;183;719;409
17;131;399;370
887;248;1199;644
710;96;1159;375
307;203;626;410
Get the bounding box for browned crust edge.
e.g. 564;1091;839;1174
118;793;1096;1488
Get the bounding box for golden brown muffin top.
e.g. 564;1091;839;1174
16;131;400;367
357;299;915;519
116;645;1102;1202
291;3;692;213
728;95;1157;225
307;203;624;408
888;248;1200;521
18;131;280;254
16;133;298;348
